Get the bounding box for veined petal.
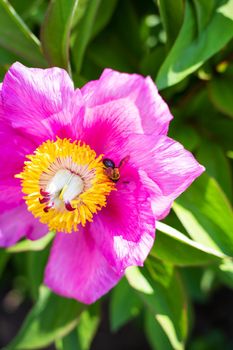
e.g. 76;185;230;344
81;69;173;135
127;134;205;219
80;99;142;162
90;166;155;272
0;204;48;247
1;62;76;141
0;121;35;212
44;228;123;304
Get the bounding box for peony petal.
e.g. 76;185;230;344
0;121;36;212
90;166;155;273
81;69;173;135
80;99;142;162
1;62;76;141
44;228;123;304
126;134;205;219
0;204;48;247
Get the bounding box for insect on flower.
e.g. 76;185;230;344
0;62;204;304
103;156;130;182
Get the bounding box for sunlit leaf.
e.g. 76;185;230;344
173;174;233;256
126;267;188;350
156;0;233;89
7;232;54;253
151;221;226;266
56;304;100;350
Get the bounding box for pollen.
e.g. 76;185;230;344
16;138;115;233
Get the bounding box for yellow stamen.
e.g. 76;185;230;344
16;138;115;233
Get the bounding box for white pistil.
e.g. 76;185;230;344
46;169;84;209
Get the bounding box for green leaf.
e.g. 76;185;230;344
151;221;225;266
26;247;51;300
110;278;142;332
0;0;46;66
56;304;100;350
91;0;118;39
145;256;174;288
145;311;174;350
208;75;233;119
0;250;10;278
140;46;166;77
156;0;233;89
72;0;101;74
196;141;233;201
7;232;54;253
168;125;201;152
7;286;85;350
125;266;154;295
126;267;188;350
216;259;233;288
173;173;233;256
41;0;79;71
157;0;184;49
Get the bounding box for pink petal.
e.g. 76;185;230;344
80;99;142;162
44;228;123;304
81;69;173;135
1;62;76;141
0;204;48;247
90;166;155;272
127;134;205;219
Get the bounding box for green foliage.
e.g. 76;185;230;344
0;0;233;349
6;286;85;349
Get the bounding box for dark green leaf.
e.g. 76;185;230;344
197;141;233;201
110;278;142;332
41;0;79;71
158;0;184;49
7;286;85;349
56;304;100;350
72;0;101;74
0;0;46;66
91;0;118;39
208;75;233;119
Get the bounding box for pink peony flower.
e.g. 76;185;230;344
0;62;204;304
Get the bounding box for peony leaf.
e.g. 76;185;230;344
156;0;233;89
56;304;100;350
126;267;188;350
7;232;54;253
110;278;142;332
7;286;85;350
196;141;233;201
173;173;233;256
72;0;101;74
208;75;233;119
151;221;226;266
41;0;79;71
0;0;46;66
157;0;184;49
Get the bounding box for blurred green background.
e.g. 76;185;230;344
0;0;233;349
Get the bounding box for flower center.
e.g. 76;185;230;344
16;138;115;233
